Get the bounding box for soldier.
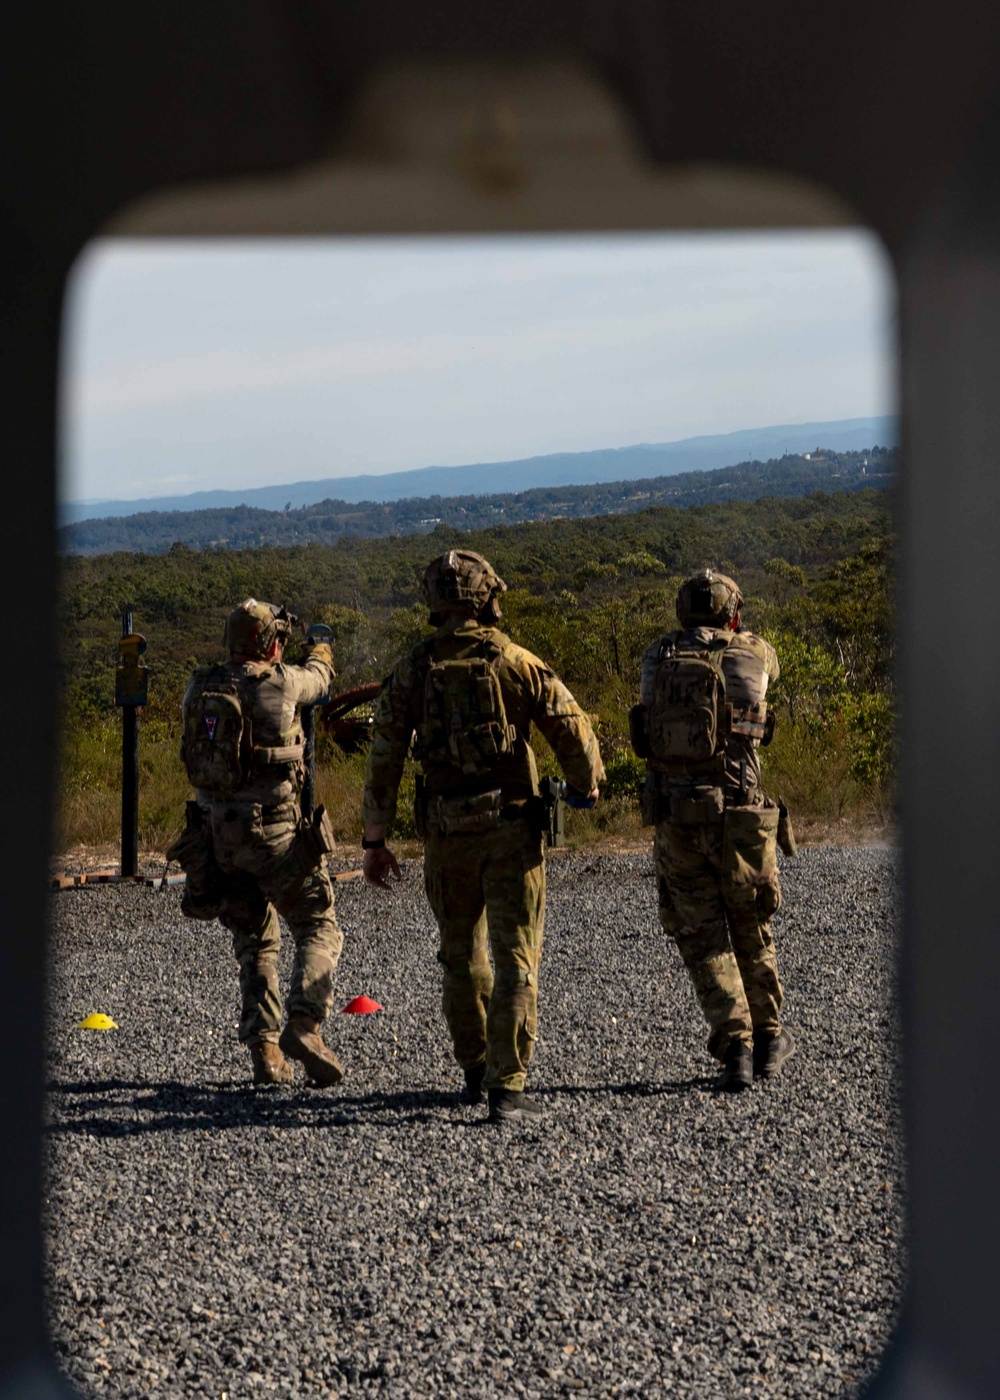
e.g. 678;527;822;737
361;550;604;1124
630;568;795;1092
168;598;345;1087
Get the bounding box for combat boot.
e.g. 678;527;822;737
461;1063;486;1106
753;1028;796;1080
278;1015;345;1086
250;1041;294;1085
716;1039;753;1092
487;1088;544;1123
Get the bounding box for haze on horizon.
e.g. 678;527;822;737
60;233;895;507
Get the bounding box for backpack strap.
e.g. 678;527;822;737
655;628;733;670
482;636;520;752
412;629;507;688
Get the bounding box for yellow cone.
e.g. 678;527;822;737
78;1013;118;1030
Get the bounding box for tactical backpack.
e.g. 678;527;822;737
181;665;260;795
414;638;517;780
634;633;736;767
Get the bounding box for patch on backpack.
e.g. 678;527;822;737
203;716;218;741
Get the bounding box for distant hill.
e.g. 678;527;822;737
59;445;895;556
61;415;896;526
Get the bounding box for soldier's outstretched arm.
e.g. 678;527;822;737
287;628;335;705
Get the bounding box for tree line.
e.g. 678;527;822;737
59;447;893;556
56;487;895;851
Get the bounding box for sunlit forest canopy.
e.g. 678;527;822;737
59;446;893;555
57;487;894;851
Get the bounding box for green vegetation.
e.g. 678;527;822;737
59;447;893;555
57;488;895;853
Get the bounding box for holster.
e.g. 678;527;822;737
165;801;228;920
517;793;550;841
293;803;336;874
539;776;565;847
275;803;336;906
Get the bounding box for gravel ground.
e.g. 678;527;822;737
45;847;904;1399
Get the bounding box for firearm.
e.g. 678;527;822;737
539;777;566;848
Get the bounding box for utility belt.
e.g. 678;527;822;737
418;781;543;839
640;771;765;826
640;774;797;858
204;797;335;868
640;776;731;827
164;797;335;919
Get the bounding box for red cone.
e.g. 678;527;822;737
341;995;383;1014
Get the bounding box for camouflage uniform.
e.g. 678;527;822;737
363;615;604;1093
178;605;344;1056
639;575;785;1064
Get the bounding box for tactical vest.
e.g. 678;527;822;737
181;664;305;797
413;636;517;781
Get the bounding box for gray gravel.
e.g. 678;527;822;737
45;847;904;1398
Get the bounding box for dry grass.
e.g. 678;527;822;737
53;716;895;867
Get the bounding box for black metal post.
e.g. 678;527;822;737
301;705;316;819
121;705;139;877
120;606;139;877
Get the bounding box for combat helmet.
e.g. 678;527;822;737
223;598;297;658
422;550;507;624
676;568;743;628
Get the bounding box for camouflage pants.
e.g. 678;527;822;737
208;800;344;1046
654;810;783;1060
424;816;546;1092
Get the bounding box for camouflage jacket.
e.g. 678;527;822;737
640;626;779;800
362;619;605;827
182;645;333;806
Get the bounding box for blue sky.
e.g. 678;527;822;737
59;232;895;505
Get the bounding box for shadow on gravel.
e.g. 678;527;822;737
539;1077;716;1098
45;1079;477;1136
46;1075;719;1139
